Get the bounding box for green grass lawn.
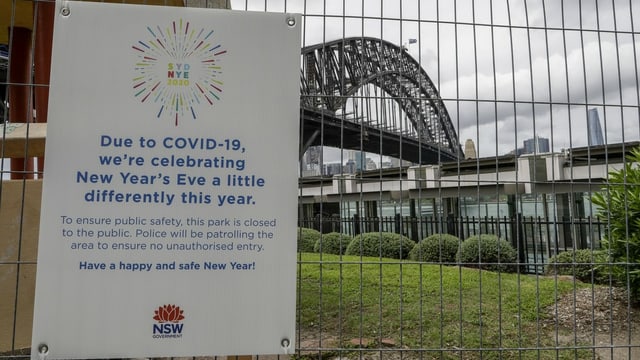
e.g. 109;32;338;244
297;253;593;359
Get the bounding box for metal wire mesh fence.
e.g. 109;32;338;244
2;0;640;359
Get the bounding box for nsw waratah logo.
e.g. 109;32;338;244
152;304;185;338
132;19;227;126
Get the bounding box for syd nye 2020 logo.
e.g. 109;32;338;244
132;19;227;126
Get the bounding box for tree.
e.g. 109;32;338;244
591;147;640;303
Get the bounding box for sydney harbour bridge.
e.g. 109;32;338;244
300;37;463;165
0;37;462;164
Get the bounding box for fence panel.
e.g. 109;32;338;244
3;0;640;359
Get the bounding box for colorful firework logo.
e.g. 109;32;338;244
132;19;227;126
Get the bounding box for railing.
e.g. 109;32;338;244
299;215;607;273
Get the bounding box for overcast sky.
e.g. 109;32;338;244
4;1;636;179
232;0;640;161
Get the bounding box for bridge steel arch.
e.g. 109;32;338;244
300;37;463;164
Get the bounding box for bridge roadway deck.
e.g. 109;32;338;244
301;108;459;165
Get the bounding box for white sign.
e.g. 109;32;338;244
31;1;300;359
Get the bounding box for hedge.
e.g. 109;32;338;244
545;249;612;284
457;234;518;273
345;232;415;259
297;227;321;252
408;233;460;263
314;232;351;255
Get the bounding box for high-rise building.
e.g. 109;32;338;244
365;157;377;170
523;136;550;154
587;108;605;146
343;159;357;174
464;139;477;159
355;151;366;171
323;163;343;176
304;146;322;169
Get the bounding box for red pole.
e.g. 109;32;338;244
34;0;55;177
8;27;34;180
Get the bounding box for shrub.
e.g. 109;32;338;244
592;146;640;302
545;249;611;284
457;234;518;273
314;232;351;255
345;232;415;259
408;233;460;264
297;227;320;253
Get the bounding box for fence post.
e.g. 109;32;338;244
561;215;573;250
447;213;456;237
394;213;401;235
410;217;419;241
353;214;361;236
511;213;527;272
410;199;418;240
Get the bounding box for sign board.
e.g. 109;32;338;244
31;2;301;359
